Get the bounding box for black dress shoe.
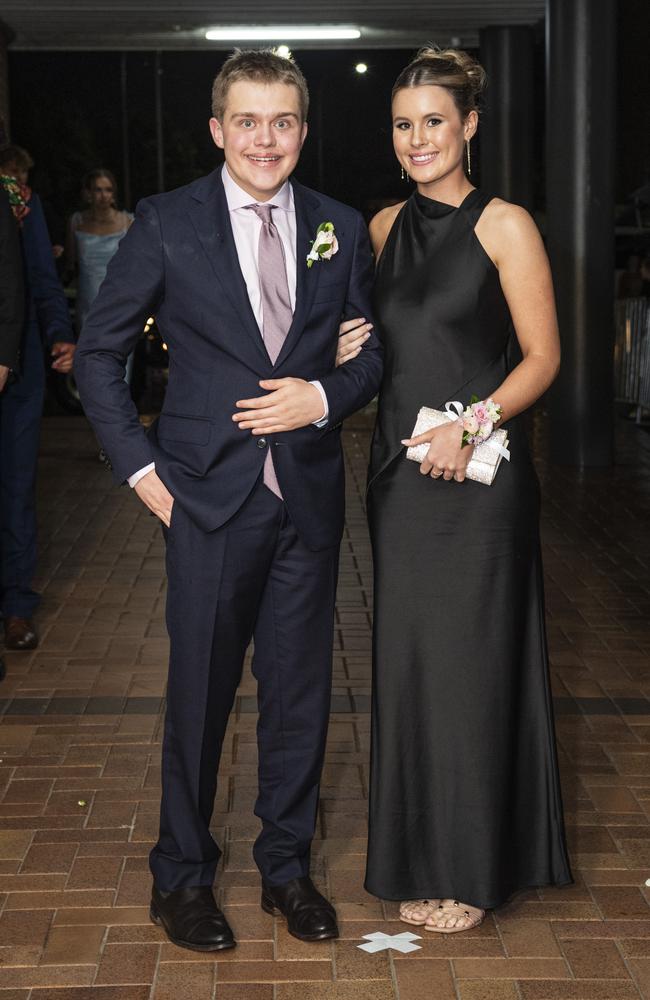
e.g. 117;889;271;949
150;885;236;951
261;876;338;942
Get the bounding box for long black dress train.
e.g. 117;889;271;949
365;188;572;909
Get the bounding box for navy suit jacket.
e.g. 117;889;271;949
22;194;74;352
74;169;382;550
0;188;24;368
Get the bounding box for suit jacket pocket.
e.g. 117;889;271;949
157;413;211;445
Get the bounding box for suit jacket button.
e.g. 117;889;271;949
257;437;267;448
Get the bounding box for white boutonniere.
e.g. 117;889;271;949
306;221;339;268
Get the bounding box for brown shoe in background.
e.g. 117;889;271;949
4;617;38;650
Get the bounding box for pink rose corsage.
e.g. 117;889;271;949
460;396;503;448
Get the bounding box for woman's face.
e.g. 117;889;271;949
88;177;115;210
392;84;476;187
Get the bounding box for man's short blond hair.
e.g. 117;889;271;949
211;49;310;122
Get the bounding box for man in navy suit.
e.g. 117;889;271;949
74;50;382;951
0;185;24;679
0;187;24;385
0;145;76;652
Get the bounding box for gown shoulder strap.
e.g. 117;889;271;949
459;188;494;229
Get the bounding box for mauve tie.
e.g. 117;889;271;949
246;202;293;498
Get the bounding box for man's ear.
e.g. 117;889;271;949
209;118;225;149
300;121;308;149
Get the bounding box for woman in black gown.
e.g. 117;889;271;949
337;48;572;932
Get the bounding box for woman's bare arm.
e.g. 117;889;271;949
475;200;561;421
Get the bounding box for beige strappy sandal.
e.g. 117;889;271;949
398;899;442;926
424;898;485;933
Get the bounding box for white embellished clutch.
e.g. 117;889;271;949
406;406;510;486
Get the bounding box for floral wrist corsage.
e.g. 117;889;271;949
460;396;502;448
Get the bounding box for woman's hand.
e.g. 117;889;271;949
335;317;373;367
401;419;474;482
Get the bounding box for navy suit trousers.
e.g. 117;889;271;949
0;318;45;618
149;479;339;891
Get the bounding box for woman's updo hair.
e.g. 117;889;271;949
392;47;487;120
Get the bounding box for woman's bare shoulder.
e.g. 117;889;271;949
480;197;539;238
369;201;406;257
476;197;544;267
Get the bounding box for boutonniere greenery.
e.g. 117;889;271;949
306;221;339;268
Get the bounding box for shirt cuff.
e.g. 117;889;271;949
309;380;329;428
128;462;155;488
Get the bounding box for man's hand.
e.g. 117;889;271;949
0;365;9;393
133;469;175;526
51;342;76;373
233;378;324;434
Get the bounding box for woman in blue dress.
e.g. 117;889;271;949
66;169;133;379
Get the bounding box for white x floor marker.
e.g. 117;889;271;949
357;931;422;954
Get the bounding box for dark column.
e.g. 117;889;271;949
546;0;617;466
120;52;132;210
479;26;535;211
154;50;165;193
0;19;15;131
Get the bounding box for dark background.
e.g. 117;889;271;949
7;2;650;232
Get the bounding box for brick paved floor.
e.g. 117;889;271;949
0;411;649;999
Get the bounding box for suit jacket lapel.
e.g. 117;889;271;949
187;171;271;368
274;181;323;369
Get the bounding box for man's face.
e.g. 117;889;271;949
209;80;307;202
3;160;28;186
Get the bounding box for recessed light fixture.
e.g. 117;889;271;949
355;62;368;74
205;26;361;41
276;45;292;58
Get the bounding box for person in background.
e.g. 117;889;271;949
66;169;133;377
0;184;24;387
0;145;65;262
0;182;25;678
0;138;75;650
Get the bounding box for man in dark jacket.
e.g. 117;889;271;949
0;185;23;386
0;146;75;650
75;51;382;950
0;185;25;678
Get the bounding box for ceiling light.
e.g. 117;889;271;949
275;45;292;58
355;62;368;74
205;26;361;41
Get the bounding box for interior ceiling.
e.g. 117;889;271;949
3;1;546;51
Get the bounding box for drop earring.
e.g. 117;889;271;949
401;165;409;182
465;139;472;177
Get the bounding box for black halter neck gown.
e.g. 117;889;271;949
365;188;572;908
